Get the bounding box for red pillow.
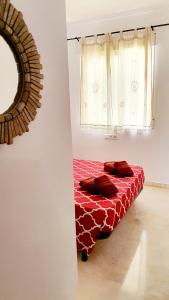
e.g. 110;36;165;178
114;161;134;177
104;162;116;175
94;175;118;197
80;177;99;195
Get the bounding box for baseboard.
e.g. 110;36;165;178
145;181;169;189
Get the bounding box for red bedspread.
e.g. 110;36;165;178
73;159;144;257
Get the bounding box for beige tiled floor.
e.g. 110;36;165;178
77;186;169;300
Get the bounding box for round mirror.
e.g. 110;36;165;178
0;0;43;145
0;35;18;114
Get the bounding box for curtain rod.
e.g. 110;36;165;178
67;22;169;41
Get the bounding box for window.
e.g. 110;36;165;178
80;28;155;132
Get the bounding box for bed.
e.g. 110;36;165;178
73;159;144;261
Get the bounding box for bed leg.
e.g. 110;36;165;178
81;251;88;262
97;232;111;240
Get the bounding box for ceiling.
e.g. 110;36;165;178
66;0;169;23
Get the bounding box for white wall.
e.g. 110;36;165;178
0;1;77;300
67;8;169;184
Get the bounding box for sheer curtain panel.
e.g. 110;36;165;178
80;28;155;133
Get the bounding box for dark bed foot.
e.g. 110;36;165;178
97;232;111;240
81;251;88;262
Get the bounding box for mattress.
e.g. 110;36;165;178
73;159;144;257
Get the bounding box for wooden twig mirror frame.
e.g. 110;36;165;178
0;0;43;145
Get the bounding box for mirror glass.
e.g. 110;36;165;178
0;35;18;114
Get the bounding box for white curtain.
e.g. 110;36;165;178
80;28;155;132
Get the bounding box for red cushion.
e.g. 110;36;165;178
114;161;134;177
80;177;99;195
104;162;117;175
94;175;118;197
